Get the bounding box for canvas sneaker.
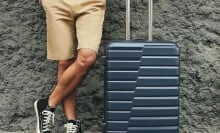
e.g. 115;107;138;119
34;98;55;133
64;120;82;133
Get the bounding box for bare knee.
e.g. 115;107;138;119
58;59;73;69
76;49;97;69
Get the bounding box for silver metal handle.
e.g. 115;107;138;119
126;0;153;41
148;0;153;41
126;0;131;40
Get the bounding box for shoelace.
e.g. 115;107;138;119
64;123;79;133
42;110;55;132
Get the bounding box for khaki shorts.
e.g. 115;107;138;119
40;0;106;60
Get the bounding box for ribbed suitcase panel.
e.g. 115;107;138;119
108;101;132;110
133;96;179;106
106;131;127;133
106;57;179;70
107;71;138;80
106;120;178;130
107;66;179;80
104;41;180;133
107;107;179;121
135;87;179;96
107;46;179;59
143;45;179;55
141;56;179;66
108;50;142;59
129;116;178;126
127;126;179;133
107;87;179;100
107;91;134;100
131;107;179;116
107;81;136;91
107;111;131;121
106;127;179;133
106;121;128;130
139;66;179;76
137;76;179;86
107;61;141;70
107;97;179;110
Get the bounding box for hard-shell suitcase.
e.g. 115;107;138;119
104;0;180;133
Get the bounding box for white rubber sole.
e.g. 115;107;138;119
34;100;41;133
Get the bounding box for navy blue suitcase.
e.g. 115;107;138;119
104;0;180;133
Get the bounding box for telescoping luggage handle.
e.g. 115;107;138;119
126;0;153;41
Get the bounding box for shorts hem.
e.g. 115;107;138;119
77;47;99;54
46;55;75;61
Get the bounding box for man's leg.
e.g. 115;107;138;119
57;59;77;121
48;48;97;108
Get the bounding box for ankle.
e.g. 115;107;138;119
48;96;57;109
45;104;56;112
67;119;77;124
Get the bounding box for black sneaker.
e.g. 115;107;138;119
64;120;82;133
34;98;55;133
